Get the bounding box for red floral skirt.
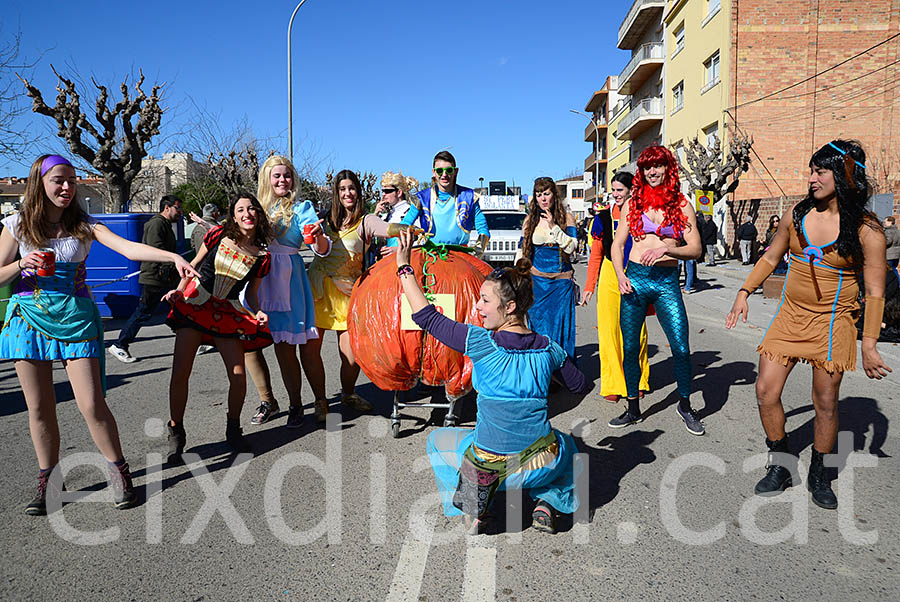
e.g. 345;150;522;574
166;281;272;351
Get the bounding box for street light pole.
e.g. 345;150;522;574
569;109;600;205
287;0;310;162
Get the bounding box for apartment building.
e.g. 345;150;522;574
664;0;729;168
615;0;666;172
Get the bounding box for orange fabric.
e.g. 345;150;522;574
348;250;491;398
584;238;604;293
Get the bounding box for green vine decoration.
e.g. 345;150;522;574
417;239;473;302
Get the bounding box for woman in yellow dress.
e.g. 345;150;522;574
305;170;395;421
580;171;650;401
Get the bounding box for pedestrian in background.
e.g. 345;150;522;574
700;212;718;266
109;195;183;363
736;215;758;265
190;203;221;253
883;216;900;268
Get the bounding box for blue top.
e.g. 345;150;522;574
402;186;490;245
410;304;587;454
466;326;567;454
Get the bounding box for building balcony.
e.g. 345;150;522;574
618;43;664;95
618;0;666;50
616;97;664;141
585;150;609;173
583;118;608;142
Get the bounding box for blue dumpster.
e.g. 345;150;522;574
86;213;186;318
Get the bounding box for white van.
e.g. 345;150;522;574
474;211;525;265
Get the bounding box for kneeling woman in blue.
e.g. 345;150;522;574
518;176;579;357
394;229;588;534
0;154;197;515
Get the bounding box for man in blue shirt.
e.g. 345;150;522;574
402;150;490;254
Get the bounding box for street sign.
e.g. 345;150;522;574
695;190;714;215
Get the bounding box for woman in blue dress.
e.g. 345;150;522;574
0;154;196;515
244;155;332;428
394;228;588;534
518;176;578;358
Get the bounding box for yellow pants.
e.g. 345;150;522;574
596;260;649;397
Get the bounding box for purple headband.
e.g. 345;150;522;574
40;155;73;176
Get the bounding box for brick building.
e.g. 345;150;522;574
726;0;900;242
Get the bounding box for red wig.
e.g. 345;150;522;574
627;145;689;240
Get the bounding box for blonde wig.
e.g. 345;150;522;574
257;155;299;233
380;171;421;207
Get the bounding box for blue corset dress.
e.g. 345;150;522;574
528;244;576;358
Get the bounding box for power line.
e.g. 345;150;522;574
735;71;900;128
775;58;900;102
726;109;789;198
729;31;900;110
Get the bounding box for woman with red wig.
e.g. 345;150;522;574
609;145;704;434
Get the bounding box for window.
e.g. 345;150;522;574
673;23;685;56
704;123;719;148
703;51;720;92
572;188;584;199
707;0;721;18
672;81;684;113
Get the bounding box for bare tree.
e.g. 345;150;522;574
0;25;41;161
868;146;900;195
20;65;164;212
675;129;753;203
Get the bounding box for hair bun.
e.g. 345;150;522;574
514;257;532;274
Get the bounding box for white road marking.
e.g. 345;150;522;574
462;534;497;602
386;535;431;602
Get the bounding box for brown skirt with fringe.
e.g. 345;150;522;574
757;254;860;374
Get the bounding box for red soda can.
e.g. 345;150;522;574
36;248;56;277
302;223;316;244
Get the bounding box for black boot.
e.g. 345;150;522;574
167;422;186;464
807;448;838;509
754;437;795;496
225;419;252;454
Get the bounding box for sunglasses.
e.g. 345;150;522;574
434;167;457;176
382;188;398;194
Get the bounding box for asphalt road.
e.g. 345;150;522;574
1;257;898;601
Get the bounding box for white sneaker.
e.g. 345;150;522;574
108;344;136;363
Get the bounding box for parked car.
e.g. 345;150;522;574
471;210;526;265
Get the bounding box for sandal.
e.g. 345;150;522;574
341;392;372;412
250;401;280;425
314;398;329;423
531;502;557;534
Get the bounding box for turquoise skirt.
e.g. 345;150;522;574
426;427;582;517
1;308;100;361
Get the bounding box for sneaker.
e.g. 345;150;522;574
109;463;138;509
225;421;252;454
608;410;642;428
196;344;214;355
676;404;705;436
286;406;304;429
250;401;280;425
531;502;557;534
108;344;136;363
342;392;372;412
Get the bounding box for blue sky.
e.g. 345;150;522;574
2;0;633;191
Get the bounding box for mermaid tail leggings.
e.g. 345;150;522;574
620;262;692;399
